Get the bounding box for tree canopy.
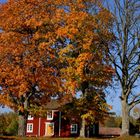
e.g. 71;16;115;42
0;0;115;136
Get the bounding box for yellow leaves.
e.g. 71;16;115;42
75;52;92;78
65;80;77;96
59;44;74;56
77;52;92;62
18;105;24;113
61;67;75;78
82;111;96;121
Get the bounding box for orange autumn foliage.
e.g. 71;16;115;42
0;0;114;114
56;1;115;94
0;0;62;112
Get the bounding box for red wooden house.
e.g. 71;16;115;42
26;100;99;137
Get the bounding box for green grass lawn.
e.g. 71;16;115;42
0;136;139;140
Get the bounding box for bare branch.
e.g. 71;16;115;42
129;98;140;111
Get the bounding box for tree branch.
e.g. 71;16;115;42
129;98;140;111
127;67;140;95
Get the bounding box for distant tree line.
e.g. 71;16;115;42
0;112;18;136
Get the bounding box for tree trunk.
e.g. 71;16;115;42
121;100;130;136
18;114;27;136
87;126;90;138
80;117;85;137
18;99;28;136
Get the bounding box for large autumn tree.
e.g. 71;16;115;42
105;0;140;135
55;0;115;137
0;0;114;136
0;0;63;136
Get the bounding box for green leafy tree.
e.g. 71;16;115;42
6;119;18;136
0;113;7;135
0;112;18;136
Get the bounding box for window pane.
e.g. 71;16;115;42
71;124;77;133
47;111;53;120
47;111;52;118
27;123;33;132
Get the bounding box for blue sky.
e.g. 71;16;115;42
106;87;122;115
0;0;7;3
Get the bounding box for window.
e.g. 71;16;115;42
27;123;33;133
47;111;53;120
27;115;33;120
71;124;78;134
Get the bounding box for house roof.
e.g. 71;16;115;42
44;95;73;110
44;100;61;110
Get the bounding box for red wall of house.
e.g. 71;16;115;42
26;117;39;137
26;111;60;137
60;118;71;137
26;111;80;137
40;118;46;136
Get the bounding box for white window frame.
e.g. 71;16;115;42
27;115;33;120
27;123;33;133
47;110;53;120
71;124;78;134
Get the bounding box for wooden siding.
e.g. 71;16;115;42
99;127;121;136
26;111;99;137
26;111;60;137
26;117;39;137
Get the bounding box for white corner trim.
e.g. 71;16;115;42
27;115;33;120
